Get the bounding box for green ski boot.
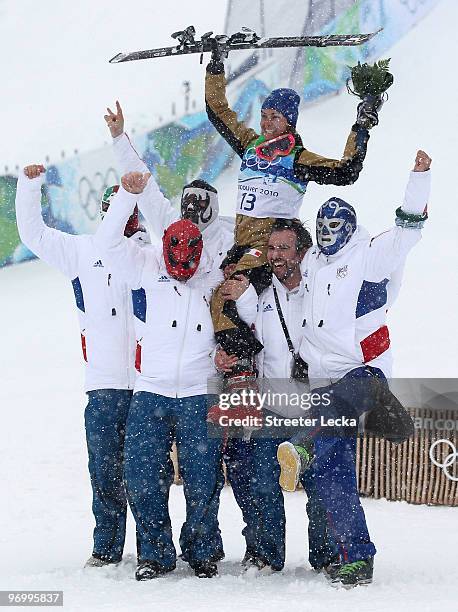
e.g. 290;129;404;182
336;557;374;588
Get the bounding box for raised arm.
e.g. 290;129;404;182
136;170;179;239
364;150;431;281
105;101;149;174
205;59;259;158
15;165;79;278
95;172;152;288
294;123;370;186
105;101;178;237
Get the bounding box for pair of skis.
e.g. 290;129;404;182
109;25;381;65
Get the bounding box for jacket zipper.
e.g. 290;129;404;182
125;286;132;389
108;272;131;388
309;266;329;376
175;285;191;397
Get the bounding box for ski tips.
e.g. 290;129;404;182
367;27;384;40
109;53;125;64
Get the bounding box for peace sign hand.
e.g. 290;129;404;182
104;100;124;138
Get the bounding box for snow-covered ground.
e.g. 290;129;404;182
1;0;458;610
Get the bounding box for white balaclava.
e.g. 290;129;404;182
180;179;219;232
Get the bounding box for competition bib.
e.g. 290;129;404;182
237;143;308;219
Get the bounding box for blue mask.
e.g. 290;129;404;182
316;198;357;255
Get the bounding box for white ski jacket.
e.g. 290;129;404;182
298;170;430;386
112;133;234;268
236;170;430;388
15;171;150;392
236;276;307;417
95;184;223;398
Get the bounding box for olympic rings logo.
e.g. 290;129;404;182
244;147;281;171
429;439;458;482
78;168;119;221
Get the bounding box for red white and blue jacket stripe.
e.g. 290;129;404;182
298;170;430;385
15;171;150;392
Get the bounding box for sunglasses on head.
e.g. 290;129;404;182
255;133;295;162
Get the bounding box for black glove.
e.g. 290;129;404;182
206;40;225;74
356;94;384;130
206;59;224;74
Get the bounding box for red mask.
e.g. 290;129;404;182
162;219;203;280
123;205;140;238
100;185;140;238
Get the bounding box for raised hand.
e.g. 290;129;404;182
104;100;124;138
121;171;151;194
23;164;46;179
413;150;432;172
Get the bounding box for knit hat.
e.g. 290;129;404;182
261;88;300;128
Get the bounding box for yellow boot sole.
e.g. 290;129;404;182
277;442;300;492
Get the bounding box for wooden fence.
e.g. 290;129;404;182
171;408;458;506
356;408;458;506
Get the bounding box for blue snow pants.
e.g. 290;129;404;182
300;435;375;564
124;392;224;568
301;463;339;569
84;389;133;562
224;437;286;570
289;367;380;563
225;435;345;570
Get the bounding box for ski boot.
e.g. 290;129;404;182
314;554;342;584
241;550;281;574
241;548;257;567
335;557;374;588
356;94;385;129
191;560;218;578
277;440;314;492
364;377;414;444
135;560;175;581
84;554;121;568
241;549;267;571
